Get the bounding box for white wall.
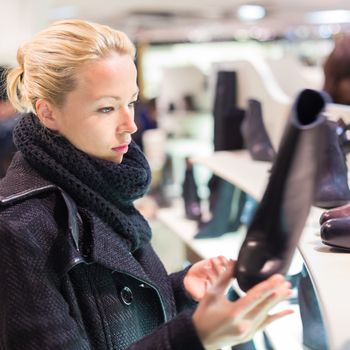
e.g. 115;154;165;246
0;0;51;65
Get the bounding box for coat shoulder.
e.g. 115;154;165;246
0;152;64;244
0;189;65;251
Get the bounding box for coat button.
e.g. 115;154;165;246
120;286;133;305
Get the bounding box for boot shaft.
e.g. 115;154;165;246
313;120;350;208
241;98;275;162
235;89;328;291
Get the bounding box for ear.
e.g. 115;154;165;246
35;99;60;131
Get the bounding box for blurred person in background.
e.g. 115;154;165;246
323;34;350;105
0;19;292;350
133;97;158;150
0;65;18;177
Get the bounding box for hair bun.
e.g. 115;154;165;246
16;44;26;68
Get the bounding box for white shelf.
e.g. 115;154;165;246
157;199;303;350
190;150;350;350
191;150;270;201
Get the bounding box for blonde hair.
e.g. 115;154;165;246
7;19;136;113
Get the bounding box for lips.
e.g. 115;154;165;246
112;143;129;154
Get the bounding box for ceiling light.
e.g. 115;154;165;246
306;10;350;24
237;5;266;21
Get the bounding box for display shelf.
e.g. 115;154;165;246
156;198;246;261
191;150;270;200
190;149;350;350
157;198;303;350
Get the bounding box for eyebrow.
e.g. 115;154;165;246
97;90;139;101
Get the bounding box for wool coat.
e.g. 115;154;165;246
0;153;205;350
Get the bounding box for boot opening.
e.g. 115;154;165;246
296;89;326;125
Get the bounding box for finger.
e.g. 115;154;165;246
203;259;218;285
204;279;211;295
211;256;229;276
217;255;231;267
207;260;235;296
257;308;295;331
232;275;289;316
241;308;294;341
243;283;292;322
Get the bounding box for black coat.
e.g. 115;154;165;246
0;153;204;350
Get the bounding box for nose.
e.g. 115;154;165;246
117;106;138;135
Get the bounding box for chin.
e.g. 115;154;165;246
109;155;123;164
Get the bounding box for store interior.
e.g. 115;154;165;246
3;1;350;349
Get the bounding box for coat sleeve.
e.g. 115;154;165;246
0;218;91;350
169;266;199;312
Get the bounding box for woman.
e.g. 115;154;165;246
0;19;292;349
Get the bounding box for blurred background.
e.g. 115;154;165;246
2;1;350;80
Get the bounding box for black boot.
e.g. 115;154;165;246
195;179;246;239
182;158;202;221
313;120;350;209
320;217;350;251
150;154;174;208
213;70;244;151
337;118;350;154
234;89;327;292
241;99;275;162
319;202;350;225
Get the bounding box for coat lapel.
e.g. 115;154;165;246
87;213;152;282
1;152;155;285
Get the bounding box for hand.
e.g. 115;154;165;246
192;262;293;350
184;256;232;301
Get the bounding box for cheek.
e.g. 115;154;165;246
80;120;115;146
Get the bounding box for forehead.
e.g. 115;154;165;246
75;53;138;98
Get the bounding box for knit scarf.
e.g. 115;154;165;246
13;113;152;252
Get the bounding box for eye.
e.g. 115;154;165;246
98;106;114;114
128;100;138;108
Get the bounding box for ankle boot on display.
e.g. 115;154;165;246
313;120;350;209
182;158;202;221
320;217;350;251
241;99;276;162
154;155;175;207
234;89;327;292
194;180;245;239
337;118;350;154
319;203;350;225
227;189;247;233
